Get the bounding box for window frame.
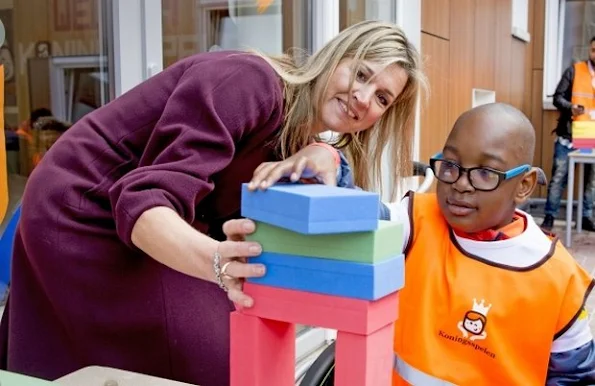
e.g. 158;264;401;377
543;0;566;110
111;0;163;97
49;55;107;122
512;0;531;42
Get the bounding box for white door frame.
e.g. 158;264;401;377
111;0;163;97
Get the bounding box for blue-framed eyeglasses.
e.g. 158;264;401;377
429;153;531;192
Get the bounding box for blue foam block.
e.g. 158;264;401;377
246;252;404;300
241;183;380;234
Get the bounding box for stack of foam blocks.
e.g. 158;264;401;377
230;183;405;386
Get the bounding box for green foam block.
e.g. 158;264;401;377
0;370;55;385
246;220;403;263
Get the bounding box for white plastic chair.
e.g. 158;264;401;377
413;162;435;193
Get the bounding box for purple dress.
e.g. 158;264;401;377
0;51;284;385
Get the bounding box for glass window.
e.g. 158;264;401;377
66;68;103;123
162;0;312;68
544;0;595;106
1;0;112;179
340;0;396;28
49;55;108;125
560;0;595;71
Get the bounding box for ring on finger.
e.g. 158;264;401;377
221;261;234;280
213;251;228;292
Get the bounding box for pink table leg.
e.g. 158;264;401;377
335;322;395;386
230;311;295;386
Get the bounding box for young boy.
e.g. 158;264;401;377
389;102;595;385
247;102;594;384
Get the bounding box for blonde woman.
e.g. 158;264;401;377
0;20;425;385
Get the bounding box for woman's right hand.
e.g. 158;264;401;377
216;218;266;308
131;207;265;308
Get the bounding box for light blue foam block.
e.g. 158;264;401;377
241;183;380;234
246;252;404;300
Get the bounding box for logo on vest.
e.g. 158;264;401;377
437;298;496;359
457;298;491;341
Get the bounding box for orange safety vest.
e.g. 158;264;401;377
571;61;595;121
392;192;594;386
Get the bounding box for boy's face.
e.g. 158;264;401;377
435;112;536;233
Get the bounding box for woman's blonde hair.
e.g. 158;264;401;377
255;20;427;200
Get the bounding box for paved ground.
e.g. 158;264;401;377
532;215;595;331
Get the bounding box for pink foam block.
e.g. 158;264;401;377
230;311;295;386
335;322;395;386
574;139;595;149
241;282;399;335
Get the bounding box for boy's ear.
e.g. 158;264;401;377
514;168;539;206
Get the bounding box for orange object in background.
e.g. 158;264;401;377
256;0;274;13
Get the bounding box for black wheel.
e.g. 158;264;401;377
300;341;336;386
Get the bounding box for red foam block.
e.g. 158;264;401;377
230;311;295;386
335;322;395;386
241;282;399;335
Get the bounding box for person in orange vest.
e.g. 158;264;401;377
226;102;595;384
542;36;595;232
387;102;595;385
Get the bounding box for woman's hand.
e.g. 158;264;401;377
248;143;339;190
219;218;265;308
131;207;265;308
